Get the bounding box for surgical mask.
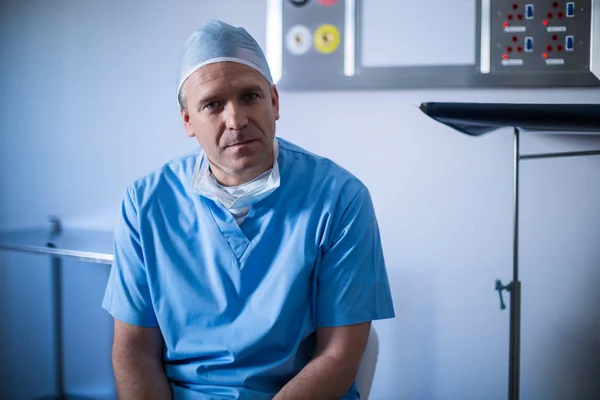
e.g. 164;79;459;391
190;140;280;209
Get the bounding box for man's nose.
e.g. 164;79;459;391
224;102;248;130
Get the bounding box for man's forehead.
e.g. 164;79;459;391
190;62;267;90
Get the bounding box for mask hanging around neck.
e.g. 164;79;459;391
190;139;280;209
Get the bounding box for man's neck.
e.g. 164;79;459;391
210;154;274;187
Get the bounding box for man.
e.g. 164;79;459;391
102;20;395;399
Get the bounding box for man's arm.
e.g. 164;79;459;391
112;319;172;399
274;321;371;400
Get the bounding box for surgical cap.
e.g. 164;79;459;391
176;19;273;102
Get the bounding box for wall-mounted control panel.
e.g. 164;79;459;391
266;0;600;90
490;2;591;73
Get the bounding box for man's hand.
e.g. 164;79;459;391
274;321;371;400
112;319;172;399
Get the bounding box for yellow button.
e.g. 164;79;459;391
314;24;340;54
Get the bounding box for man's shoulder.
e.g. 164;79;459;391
277;137;335;166
124;150;198;203
278;137;367;196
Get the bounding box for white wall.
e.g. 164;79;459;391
1;1;599;399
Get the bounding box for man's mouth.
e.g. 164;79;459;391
228;139;256;147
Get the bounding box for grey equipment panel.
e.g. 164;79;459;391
266;0;600;90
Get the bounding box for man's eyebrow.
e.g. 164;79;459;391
240;84;266;94
196;84;267;107
196;94;219;107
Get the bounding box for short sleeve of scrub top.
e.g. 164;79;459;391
102;186;159;327
317;185;395;327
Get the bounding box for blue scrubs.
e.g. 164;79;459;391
102;138;395;399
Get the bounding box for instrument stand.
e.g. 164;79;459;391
495;127;600;400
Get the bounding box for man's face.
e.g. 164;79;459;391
181;62;280;186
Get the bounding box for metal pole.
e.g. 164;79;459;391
509;127;522;400
49;252;65;398
46;222;65;400
520;149;600;160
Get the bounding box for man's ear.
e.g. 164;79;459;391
271;85;280;121
181;109;196;138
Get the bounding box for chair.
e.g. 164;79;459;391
355;326;379;399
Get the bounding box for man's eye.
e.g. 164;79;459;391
245;93;259;101
204;101;221;110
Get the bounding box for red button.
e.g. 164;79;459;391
317;0;338;6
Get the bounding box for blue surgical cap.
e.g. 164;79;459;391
176;20;273;102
